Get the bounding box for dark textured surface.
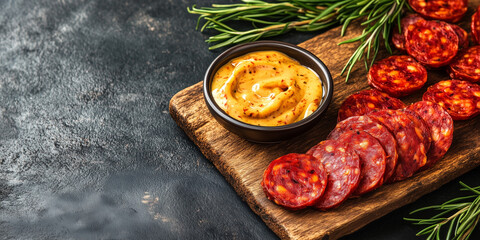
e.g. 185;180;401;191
0;0;479;239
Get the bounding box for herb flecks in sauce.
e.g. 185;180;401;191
212;51;323;126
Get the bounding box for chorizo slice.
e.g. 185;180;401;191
306;140;360;210
449;46;480;83
472;6;480;45
407;101;454;168
333;131;386;196
261;153;328;210
408;0;468;23
401;109;432;155
337;89;406;122
368;55;427;97
449;24;469;50
423;80;480;120
405;20;459;68
328;115;398;184
368;109;428;182
391;14;425;51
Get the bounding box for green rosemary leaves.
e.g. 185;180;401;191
405;182;480;240
188;0;406;81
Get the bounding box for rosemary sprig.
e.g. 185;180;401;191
405;182;480;240
188;0;406;82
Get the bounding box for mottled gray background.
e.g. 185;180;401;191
1;0;479;239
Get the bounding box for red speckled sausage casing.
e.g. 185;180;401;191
449;46;480;83
328;115;398;183
408;0;467;23
407;101;454;168
423;80;480;120
306;141;360;210
368;110;428;182
368;55;427;97
261;153;328;210
405;20;459;68
333;131;386;196
337;89;405;122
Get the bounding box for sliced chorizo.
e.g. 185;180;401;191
328;115;398;184
423;80;480;120
368;55;427;97
449;24;469;50
261;153;328;210
408;0;468;23
400;109;432;154
471;6;480;45
405;20;459;68
306;140;360;210
449;46;480;83
337;89;406;122
407;101;454;168
391;14;425;51
368;109;428;182
332;131;386;195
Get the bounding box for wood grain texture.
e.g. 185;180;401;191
169;3;480;240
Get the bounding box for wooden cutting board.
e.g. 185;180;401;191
169;3;480;240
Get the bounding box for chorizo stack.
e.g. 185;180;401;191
262;98;455;210
407;0;468;23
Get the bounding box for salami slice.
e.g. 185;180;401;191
368;109;428;182
407;101;454;168
306;140;360;210
332;131;386;195
328;116;398;183
408;0;468;23
449;24;469;50
423;80;480;120
337;89;406;122
368;55;427;97
401;109;432;154
449;46;480;83
392;14;425;51
471;6;480;45
405;20;459;68
261;153;328;210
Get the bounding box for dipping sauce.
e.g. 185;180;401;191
211;51;323;126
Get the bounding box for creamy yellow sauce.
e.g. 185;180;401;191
211;51;323;126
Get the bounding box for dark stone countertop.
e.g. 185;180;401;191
1;0;479;239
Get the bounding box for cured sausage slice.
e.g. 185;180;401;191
423;80;480;120
368;109;428;182
401;109;432;154
393;18;467;51
306;140;360;210
473;10;480;44
261;153;327;210
407;101;454;168
405;20;459;68
333;131;386;195
368;55;427;97
472;6;480;45
328;116;398;184
392;14;425;51
449;46;480;83
337;89;406;122
449;24;469;50
408;0;468;23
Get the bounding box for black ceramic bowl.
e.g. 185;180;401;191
203;41;334;143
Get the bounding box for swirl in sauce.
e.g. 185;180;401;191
212;51;323;126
